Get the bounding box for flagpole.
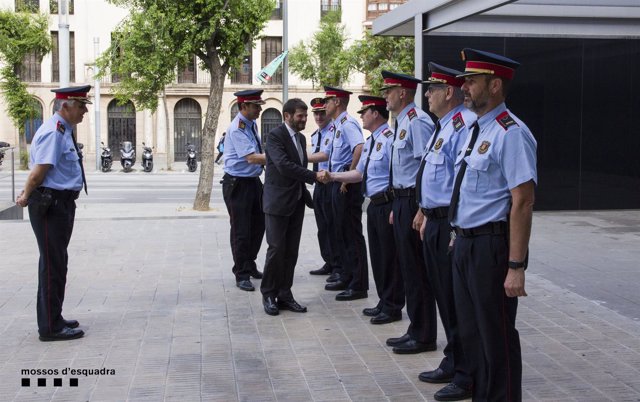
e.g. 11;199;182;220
282;0;288;102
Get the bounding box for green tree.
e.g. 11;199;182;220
97;0;274;210
288;10;353;88
349;31;414;95
0;10;51;168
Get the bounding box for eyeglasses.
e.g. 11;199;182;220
426;85;448;94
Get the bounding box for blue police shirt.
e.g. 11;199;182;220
29;113;83;191
310;123;333;171
451;103;537;229
329;111;364;172
418;105;474;209
356;123;393;197
223;113;263;177
391;103;434;188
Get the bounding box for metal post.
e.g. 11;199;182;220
11;148;15;202
282;0;288;102
58;0;70;87
94;38;101;171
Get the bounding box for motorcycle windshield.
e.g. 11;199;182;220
122;141;133;152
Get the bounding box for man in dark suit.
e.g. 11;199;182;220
261;98;324;316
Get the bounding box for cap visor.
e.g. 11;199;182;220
456;71;485;78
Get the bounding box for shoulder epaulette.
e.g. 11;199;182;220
340;116;348;124
238;120;246;130
329;124;336;132
56;121;66;134
496;111;518;131
452;112;465;132
382;128;392;138
407;108;417;121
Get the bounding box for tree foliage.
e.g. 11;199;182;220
98;0;274;210
288;11;353;88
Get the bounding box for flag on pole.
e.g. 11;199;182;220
256;50;288;84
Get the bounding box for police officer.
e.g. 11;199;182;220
222;89;267;292
450;49;537;401
322;86;368;301
381;71;437;354
415;63;475;401
326;96;404;324
306;97;335;276
16;85;90;341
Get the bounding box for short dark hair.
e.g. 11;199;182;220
283;98;307;116
373;105;389;120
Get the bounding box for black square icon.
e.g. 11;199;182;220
21;378;30;387
37;378;46;387
70;378;78;387
54;378;62;387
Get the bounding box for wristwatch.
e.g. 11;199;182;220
508;260;526;269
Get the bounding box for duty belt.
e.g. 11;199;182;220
38;187;79;201
391;187;415;197
454;221;507;237
369;190;392;206
421;206;449;219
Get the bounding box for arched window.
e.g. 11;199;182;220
107;99;136;159
174;98;202;161
260;108;282;143
24;98;43;144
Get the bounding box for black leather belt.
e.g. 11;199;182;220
421;206;449;219
369;190;392;206
391;187;415;197
39;187;79;201
223;173;259;181
455;221;507;237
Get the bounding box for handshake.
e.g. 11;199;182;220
316;170;333;184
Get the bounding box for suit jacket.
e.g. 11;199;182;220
263;123;316;216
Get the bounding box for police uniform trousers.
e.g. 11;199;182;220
391;194;436;343
330;182;368;291
222;174;265;281
422;216;473;390
29;191;77;335
312;182;335;270
452;231;522;402
367;200;404;314
261;199;305;300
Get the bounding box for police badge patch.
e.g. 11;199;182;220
239;120;246;129
336;131;341;139
399;129;407;140
478;141;491;154
56;121;66;134
434;138;444;151
324;138;329;145
376;142;382;151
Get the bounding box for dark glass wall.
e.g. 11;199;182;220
423;36;640;210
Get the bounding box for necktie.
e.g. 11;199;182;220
448;122;480;223
360;135;376;195
294;133;304;164
251;123;263;154
415;121;442;204
312;129;320;172
70;131;87;194
388;119;398;189
328;122;336;172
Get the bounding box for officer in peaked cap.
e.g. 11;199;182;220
321;86;369;302
15;85;91;342
381;70;438;355
306;97;336;277
449;49;537;401
327;95;405;324
222;89;267;292
414;62;476;401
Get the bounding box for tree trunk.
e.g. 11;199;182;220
18;127;27;169
193;63;225;211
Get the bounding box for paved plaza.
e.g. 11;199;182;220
1;170;639;401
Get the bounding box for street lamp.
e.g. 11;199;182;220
58;0;70;87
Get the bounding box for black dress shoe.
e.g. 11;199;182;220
335;289;367;301
278;299;307;313
434;383;472;401
263;297;279;316
325;272;341;283
362;306;382;317
419;367;454;384
236;279;255;291
250;269;263;279
63;319;79;329
392;339;437;354
39;327;84;342
386;333;410;346
309;264;332;275
370;312;402;325
325;280;348;291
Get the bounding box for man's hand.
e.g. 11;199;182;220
339;183;348;193
412;210;424;232
388;211;393;225
16;190;28;208
316;170;331;184
504;268;527;298
419;215;427;241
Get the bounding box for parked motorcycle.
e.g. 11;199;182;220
120;141;136;172
100;142;113;172
0;141;9;167
186;143;197;172
142;142;153;173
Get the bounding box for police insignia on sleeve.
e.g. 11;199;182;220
496;111;518;130
340;116;347;124
56;121;66;134
376;142;382;151
452;112;465;131
399;129;407;140
407;108;417;120
239;120;246;129
434;138;444;151
336;131;341;139
478;141;491;154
